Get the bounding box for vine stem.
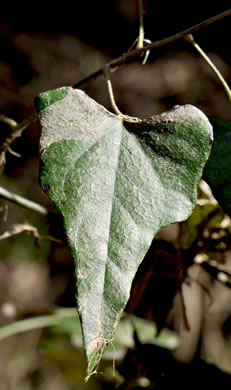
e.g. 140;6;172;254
103;65;123;116
137;0;151;64
103;65;141;122
0;308;78;341
185;34;231;104
137;0;144;49
0;112;38;173
0;9;230;174
73;9;231;88
0;186;50;216
0;116;17;128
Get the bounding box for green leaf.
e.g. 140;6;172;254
203;117;231;216
37;87;212;378
130;315;179;350
180;203;221;250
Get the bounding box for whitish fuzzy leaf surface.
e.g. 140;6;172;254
37;87;212;377
203;117;231;216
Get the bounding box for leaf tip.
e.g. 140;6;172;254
85;337;111;381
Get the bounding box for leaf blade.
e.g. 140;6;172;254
38;87;212;377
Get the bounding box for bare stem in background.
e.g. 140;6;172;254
137;0;144;49
0;116;18;128
0;186;49;216
136;0;151;64
0;112;38;173
185;34;231;104
0;308;78;341
73;9;231;88
0;222;41;242
0;9;230;172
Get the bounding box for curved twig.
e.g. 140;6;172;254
73;9;231;88
0;10;230;174
0;112;38;173
185;33;231;104
0;186;50;216
0;308;78;341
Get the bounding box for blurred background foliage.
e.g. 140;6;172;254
0;1;231;389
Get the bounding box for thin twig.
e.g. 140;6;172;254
0;221;62;245
103;65;141;122
103;65;123;116
137;0;151;64
73;9;231;88
0;186;50;216
0;308;78;341
185;33;231;104
0;222;40;241
0;10;230;169
0;116;18;128
137;0;144;49
0;112;38;173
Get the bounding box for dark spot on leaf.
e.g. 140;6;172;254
41;182;51;192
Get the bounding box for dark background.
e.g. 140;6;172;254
0;2;231;389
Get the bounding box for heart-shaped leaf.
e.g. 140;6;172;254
37;87;212;378
203;117;231;216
